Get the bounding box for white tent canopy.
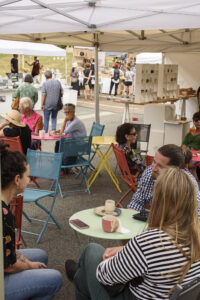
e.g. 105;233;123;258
0;39;65;56
1;1;200;53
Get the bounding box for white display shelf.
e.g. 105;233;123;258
135;64;178;103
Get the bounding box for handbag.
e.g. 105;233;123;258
57;92;63;111
71;77;78;83
11;97;19;109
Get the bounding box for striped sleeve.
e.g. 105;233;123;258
96;237;147;286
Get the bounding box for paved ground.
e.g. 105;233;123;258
1;96;144;300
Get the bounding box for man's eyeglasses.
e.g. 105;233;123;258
129;132;137;136
64;110;72;114
193;117;200;122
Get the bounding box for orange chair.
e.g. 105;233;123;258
0;136;23;153
145;155;154;167
10;195;24;249
112;144;138;208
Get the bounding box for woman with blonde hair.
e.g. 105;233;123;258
65;168;200;300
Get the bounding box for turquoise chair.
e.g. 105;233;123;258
88;122;105;170
22;149;63;243
58;136;92;197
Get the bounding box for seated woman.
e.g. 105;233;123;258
182;111;200;150
65;168;200;300
1;142;62;299
19;97;43;150
116;123;145;179
0;109;31;154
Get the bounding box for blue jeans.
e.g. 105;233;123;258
44;109;58;133
4;248;63;300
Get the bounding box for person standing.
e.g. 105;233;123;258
70;63;80;96
107;63;122;100
41;70;63;133
12;74;38;109
122;66;135;98
25;56;43;77
83;62;93;101
10;54;18;73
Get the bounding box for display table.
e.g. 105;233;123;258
164;120;191;146
88;136;121;192
69;208;147;241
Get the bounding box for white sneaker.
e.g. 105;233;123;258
107;96;111;100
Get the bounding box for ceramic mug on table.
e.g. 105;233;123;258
39;130;45;139
105;199;115;214
102;215;119;233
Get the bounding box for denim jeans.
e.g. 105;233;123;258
4;248;63;300
44;109;58;133
74;243;136;300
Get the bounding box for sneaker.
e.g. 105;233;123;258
65;260;78;282
107;96;111;100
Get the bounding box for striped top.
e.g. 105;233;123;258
96;229;200;299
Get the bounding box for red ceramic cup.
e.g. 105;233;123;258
102;215;119;233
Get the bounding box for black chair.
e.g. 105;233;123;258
132;124;151;159
170;277;200;300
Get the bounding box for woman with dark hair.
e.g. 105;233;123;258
65;168;200;300
182;111;200;150
1;142;62;299
116;123;145;178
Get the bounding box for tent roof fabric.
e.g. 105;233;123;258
0;39;66;56
1;0;200;53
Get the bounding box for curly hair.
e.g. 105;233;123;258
0;142;27;189
116;123;136;145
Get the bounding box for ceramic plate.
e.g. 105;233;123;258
94;206;121;217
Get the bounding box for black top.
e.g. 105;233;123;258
3;125;31;154
11;58;18;73
2;201;16;270
83;68;91;78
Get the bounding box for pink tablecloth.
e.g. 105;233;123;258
192;149;200;162
31;133;68;141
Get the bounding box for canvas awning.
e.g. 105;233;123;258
0;39;66;56
0;1;200;53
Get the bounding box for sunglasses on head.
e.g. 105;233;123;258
129;132;137;136
193;117;200;122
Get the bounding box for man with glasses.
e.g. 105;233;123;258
59;103;86;137
128;144;200;219
54;103;86;159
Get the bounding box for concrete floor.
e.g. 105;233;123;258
1;97;144;300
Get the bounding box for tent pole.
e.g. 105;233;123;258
22;54;24;68
0;162;5;300
94;37;100;123
65;48;67;84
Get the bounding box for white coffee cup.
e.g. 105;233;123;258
39;130;45;139
105;199;115;214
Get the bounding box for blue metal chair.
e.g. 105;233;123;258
22;149;63;243
89;122;105;170
58;136;92;197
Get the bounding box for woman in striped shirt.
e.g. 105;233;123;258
65;168;200;299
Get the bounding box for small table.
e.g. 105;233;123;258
31;133;68;141
69;208;147;242
88;136;121;192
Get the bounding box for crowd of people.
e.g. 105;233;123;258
2;60;200;299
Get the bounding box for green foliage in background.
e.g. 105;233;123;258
0;53;73;83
